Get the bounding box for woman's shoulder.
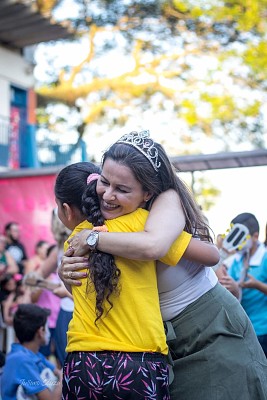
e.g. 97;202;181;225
119;208;149;219
109;208;148;222
106;208;149;231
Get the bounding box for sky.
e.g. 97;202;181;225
193;165;267;241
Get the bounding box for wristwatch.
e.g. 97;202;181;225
86;231;99;252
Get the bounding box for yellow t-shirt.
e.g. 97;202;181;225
66;208;191;354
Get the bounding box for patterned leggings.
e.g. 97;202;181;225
62;351;170;399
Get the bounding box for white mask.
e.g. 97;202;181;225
239;238;253;255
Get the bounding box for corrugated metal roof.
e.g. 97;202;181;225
1;149;267;178
0;0;74;49
170;149;267;172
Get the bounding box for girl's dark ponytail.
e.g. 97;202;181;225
82;181;121;325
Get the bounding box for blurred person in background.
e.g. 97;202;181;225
30;243;61;364
219;212;267;356
37;209;73;368
25;240;49;275
1;304;62;400
4;222;28;275
0;273;31;326
0;235;18;280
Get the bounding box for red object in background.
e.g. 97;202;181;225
27;88;36;125
0;173;57;257
9;107;20;169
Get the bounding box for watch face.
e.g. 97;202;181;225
87;232;98;248
88;234;97;245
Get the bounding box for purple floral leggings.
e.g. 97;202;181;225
62;351;170;399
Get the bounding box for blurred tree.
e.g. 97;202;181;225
192;175;221;211
35;0;267;151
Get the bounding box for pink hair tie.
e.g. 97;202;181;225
13;273;23;282
87;173;100;185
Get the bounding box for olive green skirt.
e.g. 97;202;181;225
166;283;267;400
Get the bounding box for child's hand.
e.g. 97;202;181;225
240;274;258;289
219;275;241;299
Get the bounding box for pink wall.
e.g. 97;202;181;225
0;173;57;257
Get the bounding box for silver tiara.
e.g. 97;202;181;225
116;130;161;171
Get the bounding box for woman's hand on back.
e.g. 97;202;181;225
67;230;91;256
58;247;88;286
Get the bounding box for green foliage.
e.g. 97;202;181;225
172;0;203;18
180;100;198;126
35;0;267;209
193;175;221;211
243;41;267;80
177;0;267;33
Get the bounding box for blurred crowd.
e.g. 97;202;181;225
0;210;72;370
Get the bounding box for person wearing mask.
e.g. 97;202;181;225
220;213;267;357
1;304;62;400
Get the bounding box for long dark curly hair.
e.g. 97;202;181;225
55;162;121;325
82;179;121;325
